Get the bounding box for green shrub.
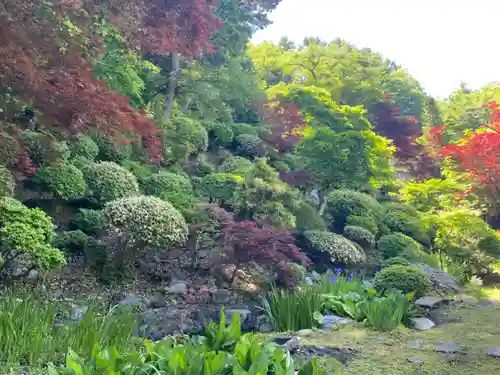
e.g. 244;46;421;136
121;160;152;182
72;208;104;235
374;265;432;296
200;173;242;203
207;121;234;146
142;171;192;197
383;202;419;217
167;116;209;160
327;189;384;231
271;160;290;172
0;133;20;167
292;201;327;232
260;284;322;331
53;230;89;254
303;230;366;266
161;191;198;215
235;134;266;158
382;257;410;267
383;211;428;244
23;132;70;165
104;195;188;249
219;156;253;174
35;163;86;200
68;135;99;160
478;234;500;257
93;136;132;163
0;197;65;276
231;122;259;137
83;162;140;206
346;215;378;235
377;233;420;259
344;225;375;248
0;166;14;197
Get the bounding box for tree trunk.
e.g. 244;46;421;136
164;52;180;120
318;190;328;216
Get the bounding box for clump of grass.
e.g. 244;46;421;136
260;284;322;331
314;271;365;295
361;292;413;331
0;295;138;367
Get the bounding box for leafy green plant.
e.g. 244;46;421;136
382;256;410;267
72;208;104;235
142;171;193;197
259;284;322;331
197;310;242;352
53;230;89;255
68;135;99;161
303;230;366;266
377;233;420;259
361;291;413;331
344;225;375;248
374;265;432;296
35;163;87;200
321;292;366;321
0;165;14;197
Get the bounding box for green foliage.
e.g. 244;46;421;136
0;296;136;366
231;122;259;137
382;257;410;267
199;310;241;352
383;201;420;217
374;265;432;296
327;189;384;231
219;156;253;174
377;233;420;259
0;165;14;197
83;161;140;206
68;135;99;161
382;210;428;244
22;132;70;165
35;163;86;200
120;160;153;182
53;230;89;255
344;225;375;248
165;116;209;161
260;283;323;331
142;171;192;197
104;195;188;249
303;230;366;266
93;136;132;163
0;133;20;166
200;173;242;204
478;235;500;257
361;292;415;331
206;121;234;146
0;197;65;275
346;215;378;235
72;208;104;235
161;191;198;215
292;201;327;232
235;133;266;158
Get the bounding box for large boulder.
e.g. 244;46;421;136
411;264;459;293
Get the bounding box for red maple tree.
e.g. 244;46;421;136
0;0;222;163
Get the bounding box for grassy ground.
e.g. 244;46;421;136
294;287;500;375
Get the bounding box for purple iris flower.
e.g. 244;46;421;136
336;267;343;275
330;276;338;282
347;277;353;283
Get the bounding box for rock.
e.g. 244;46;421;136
225;309;252;326
488;347;500;358
322;315;353;329
146;294;167;309
410;317;435;331
413;264;460;293
270;336;300;352
296;329;315;337
256;315;274;333
27;269;39;281
50;289;63;300
211;289;231;304
374;335;388;341
311;271;322;282
435;342;461;353
407;342;425;350
140;307;202;337
70;306;88;321
167;281;188;294
119;293;146;310
415;296;447;309
407;357;425;364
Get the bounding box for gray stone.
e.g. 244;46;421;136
412;264;459;293
225;309;252;324
167;281;188;294
374;335;388;341
322;315;353;329
296;329;315;337
488;347;500;358
435;342;461;353
27;269;39;281
119;293;146;309
146;294;167;309
140;307;202;337
311;271;322;281
211;290;231;304
410;317;435;331
455;294;478;305
407;357;425;364
256;315;274;333
270;336;300;352
407;342;425;350
70;306;88;321
415;296;447;309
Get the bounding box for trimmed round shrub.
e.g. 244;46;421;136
219;156;253;174
35;163;86;200
104;195;188;249
303;230;366;266
72;208;104;235
0;166;14;197
382;256;410;268
121;160;152;182
344;225;375;248
168;116;209;160
383;211;424;238
327;189;384;231
22;132;70;165
292;201;327;232
53;230;89;254
83;162;140;206
383;202;419;217
142;171;192;197
0;133;20;167
231;122;259;137
235;134;266;158
68;135;99;160
200;173;242;203
377;233;420;259
346;215;378;235
161;191;198;215
374;265;432;296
